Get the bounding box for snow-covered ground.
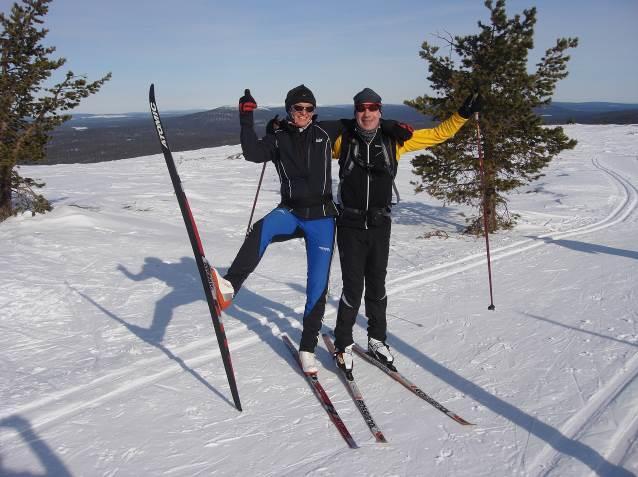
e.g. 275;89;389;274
1;124;637;476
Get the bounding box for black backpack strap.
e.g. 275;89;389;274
380;138;400;205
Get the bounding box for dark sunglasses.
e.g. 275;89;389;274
355;103;381;113
292;105;315;113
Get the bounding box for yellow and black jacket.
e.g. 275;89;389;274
333;112;467;228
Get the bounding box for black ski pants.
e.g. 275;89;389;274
333;222;391;351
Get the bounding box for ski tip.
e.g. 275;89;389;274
452;415;475;426
375;433;388;443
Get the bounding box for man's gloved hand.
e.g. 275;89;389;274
458;92;482;119
239;89;257;127
380;119;414;143
266;114;280;135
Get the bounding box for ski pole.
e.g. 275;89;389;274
474;112;495;310
246;163;266;237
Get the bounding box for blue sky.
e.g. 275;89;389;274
2;0;637;113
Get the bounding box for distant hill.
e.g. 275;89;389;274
43;102;638;165
537;102;638;124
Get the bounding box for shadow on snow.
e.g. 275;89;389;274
0;415;72;477
391;201;465;231
522;312;638;349
351;316;633;476
74;251;632;475
68;262;234;409
530;236;638;261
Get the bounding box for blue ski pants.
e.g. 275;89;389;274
225;208;335;351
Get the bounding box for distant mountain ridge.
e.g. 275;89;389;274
44;102;638;165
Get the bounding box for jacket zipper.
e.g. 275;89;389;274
364;140;371;229
364;129;380;229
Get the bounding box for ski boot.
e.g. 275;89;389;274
334;344;354;381
368;337;396;371
210;267;234;311
299;351;318;375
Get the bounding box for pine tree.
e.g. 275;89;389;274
406;0;578;233
0;0;111;221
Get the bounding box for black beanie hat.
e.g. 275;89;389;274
285;84;316;110
353;87;382;105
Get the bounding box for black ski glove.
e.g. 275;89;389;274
239;88;257;127
266;114;280;135
380;119;414;143
458;92;482;119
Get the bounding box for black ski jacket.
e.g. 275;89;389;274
334;113;467;228
241;118;343;219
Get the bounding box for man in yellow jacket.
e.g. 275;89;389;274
331;88;480;374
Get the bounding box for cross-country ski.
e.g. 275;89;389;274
282;334;358;449
322;333;387;443
149;84;241;411
352;342;474;426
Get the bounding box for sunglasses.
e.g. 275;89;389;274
292;105;315;113
355;103;381;113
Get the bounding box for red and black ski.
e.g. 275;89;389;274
149;84;241;411
282;335;358;449
352;343;473;426
322;334;387;443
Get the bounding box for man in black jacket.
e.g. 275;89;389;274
331;88;481;374
211;85;338;374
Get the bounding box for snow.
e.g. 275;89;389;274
1;124;637;476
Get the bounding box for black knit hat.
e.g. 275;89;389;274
285;84;316;110
353;87;382;105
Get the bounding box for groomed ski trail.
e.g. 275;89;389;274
529;346;638;476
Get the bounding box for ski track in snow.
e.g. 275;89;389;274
385;158;638;296
523;159;638;476
529;350;638;476
0;330;259;449
1;127;637;475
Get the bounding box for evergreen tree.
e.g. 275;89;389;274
0;0;111;221
406;0;577;233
